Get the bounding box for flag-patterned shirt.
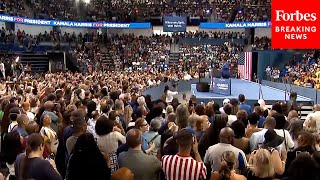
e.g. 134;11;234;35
162;154;207;180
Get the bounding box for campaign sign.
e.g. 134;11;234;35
272;0;320;49
163;16;187;32
0;14;151;29
211;78;231;96
200;21;271;29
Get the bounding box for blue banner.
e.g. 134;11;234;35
200;21;271;29
211;78;231;95
163;16;187;32
0;14;151;29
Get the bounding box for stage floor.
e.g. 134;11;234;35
191;79;312;102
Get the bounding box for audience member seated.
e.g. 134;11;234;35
0;0;26;16
213;0;271;22
272;50;320;89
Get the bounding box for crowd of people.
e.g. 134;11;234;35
0;69;319;180
179;42;243;77
71;41;103;71
174;31;246;39
31;0;81;20
1;0;272;22
106;34;172;71
253;36;271;50
0;29;103;46
29;0;214;22
213;0;271;22
268;51;320;89
0;0;26;17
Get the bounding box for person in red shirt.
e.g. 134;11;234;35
162;129;207;180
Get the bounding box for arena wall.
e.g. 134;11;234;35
262;80;320;104
59;27;89;35
255;28;271;38
15;24;53;35
107;28;153;36
257;50;298;80
11;22;271;38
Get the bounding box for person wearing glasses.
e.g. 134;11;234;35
135;118;155;155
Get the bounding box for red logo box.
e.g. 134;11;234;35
272;0;320;49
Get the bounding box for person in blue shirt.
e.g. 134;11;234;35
238;94;252;115
255;106;266;128
221;62;230;79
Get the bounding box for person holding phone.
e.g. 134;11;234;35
143;119;162;156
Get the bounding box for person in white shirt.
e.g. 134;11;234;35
164;85;178;104
0;61;5;79
249;116;293;152
7;108;21;133
22;102;35;122
204;127;247;172
86;111;99;138
183;72;192;80
303;104;320;132
223;104;237;126
219;98;230;114
249;117;275;151
96;116;126;156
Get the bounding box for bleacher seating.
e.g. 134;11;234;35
19;54;49;73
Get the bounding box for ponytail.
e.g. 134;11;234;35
20;146;31;179
19;133;44;179
219;161;232;180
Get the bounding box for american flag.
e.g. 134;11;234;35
238;52;252;81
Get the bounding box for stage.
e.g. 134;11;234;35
191;79;313;105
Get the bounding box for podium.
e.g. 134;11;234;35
196;82;210;92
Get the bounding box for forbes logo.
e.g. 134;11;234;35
275;10;317;21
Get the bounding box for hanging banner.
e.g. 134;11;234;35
0;14;151;29
200;21;271;29
163;16;187;32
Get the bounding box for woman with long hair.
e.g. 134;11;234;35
2;130;23;179
194;115;210;141
66;133;111;180
14;133;62;180
135;118;155;154
96;115;126;173
205;102;215;122
211;151;246;180
123;105;133;129
247;149;275;180
285;131;316;176
175;104;190;129
198;114;228;158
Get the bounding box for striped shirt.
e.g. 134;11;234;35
162;154;207;180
